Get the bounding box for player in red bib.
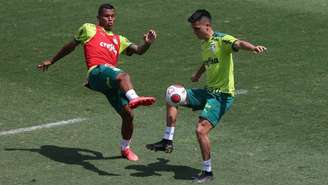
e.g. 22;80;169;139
37;3;157;161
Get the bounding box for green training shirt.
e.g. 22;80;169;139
201;32;238;96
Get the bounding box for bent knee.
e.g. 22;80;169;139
196;120;212;136
196;127;206;136
167;114;176;124
116;72;130;81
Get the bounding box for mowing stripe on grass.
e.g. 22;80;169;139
0;118;87;136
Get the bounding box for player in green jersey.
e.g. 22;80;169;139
147;9;266;183
37;4;157;161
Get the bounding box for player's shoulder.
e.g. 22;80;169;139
114;31;126;38
74;23;97;44
106;30;124;38
213;32;235;40
213;32;237;45
117;34;131;43
79;23;96;30
213;32;227;39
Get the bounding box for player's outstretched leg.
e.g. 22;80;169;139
116;72;156;109
128;96;156;109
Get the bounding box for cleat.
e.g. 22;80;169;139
146;139;173;153
121;148;139;161
192;171;214;183
128;96;156;109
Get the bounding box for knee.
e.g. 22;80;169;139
195;120;211;136
121;109;134;123
167;114;176;124
166;103;178;123
116;72;130;81
196;126;206;137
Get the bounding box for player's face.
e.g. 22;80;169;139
191;19;211;40
97;8;116;30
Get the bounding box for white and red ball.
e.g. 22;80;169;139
165;84;187;106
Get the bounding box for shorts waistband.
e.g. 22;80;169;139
206;88;233;96
87;64;115;76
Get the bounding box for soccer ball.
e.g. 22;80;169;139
165;84;187;106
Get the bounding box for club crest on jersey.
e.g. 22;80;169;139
99;41;117;55
209;43;217;53
113;38;118;45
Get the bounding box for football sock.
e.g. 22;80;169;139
121;139;131;150
163;127;175;140
202;159;212;172
125;89;139;101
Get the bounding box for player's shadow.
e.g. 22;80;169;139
125;158;199;180
5;145;121;176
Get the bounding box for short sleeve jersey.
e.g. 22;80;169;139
201;32;238;96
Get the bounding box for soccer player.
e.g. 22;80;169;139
146;9;267;182
37;3;157;161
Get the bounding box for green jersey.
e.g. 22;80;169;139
201;32;238;96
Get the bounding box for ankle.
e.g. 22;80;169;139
203;170;213;175
162;138;173;144
125;89;139;101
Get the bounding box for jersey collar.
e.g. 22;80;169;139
98;25;114;35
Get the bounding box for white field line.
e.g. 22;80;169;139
0;118;87;136
235;89;248;95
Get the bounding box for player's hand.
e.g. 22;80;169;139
144;30;157;45
191;73;200;82
37;60;53;72
253;45;267;54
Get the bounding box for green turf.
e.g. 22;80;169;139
1;0;327;184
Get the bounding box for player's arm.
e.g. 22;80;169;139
191;63;206;82
37;40;79;72
125;29;157;55
233;40;267;54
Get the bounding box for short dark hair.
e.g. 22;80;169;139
98;3;115;16
187;9;211;23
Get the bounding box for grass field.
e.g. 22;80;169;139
1;0;328;184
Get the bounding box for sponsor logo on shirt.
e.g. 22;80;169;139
99;42;117;55
204;57;220;66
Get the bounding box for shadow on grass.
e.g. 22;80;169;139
125;158;199;180
5;145;121;176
